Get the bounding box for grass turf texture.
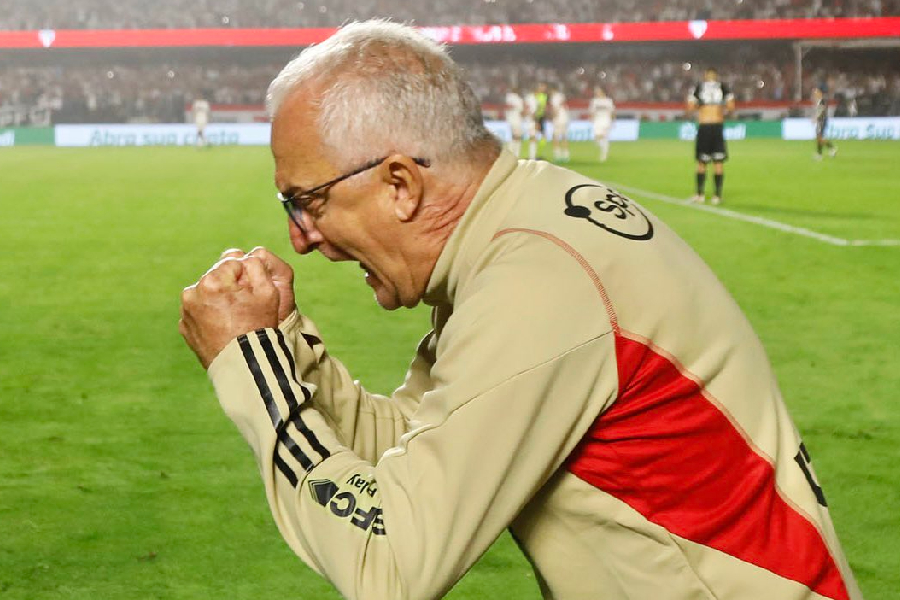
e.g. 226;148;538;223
0;140;897;599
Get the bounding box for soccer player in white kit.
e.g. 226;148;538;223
504;87;525;158
192;97;211;148
590;86;615;162
550;86;570;162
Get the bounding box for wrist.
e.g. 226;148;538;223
279;307;302;332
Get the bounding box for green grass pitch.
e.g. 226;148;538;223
0;140;898;599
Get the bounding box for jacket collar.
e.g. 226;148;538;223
423;149;520;307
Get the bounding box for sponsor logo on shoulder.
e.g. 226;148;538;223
564;184;654;241
308;477;386;535
346;473;378;497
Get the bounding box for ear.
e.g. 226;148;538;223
380;154;425;222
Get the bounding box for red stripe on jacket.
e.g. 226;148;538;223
567;333;849;600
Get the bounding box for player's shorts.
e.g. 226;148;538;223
593;118;612;138
815;117;828;138
506;116;523;139
552;117;569;139
695;123;727;163
538;116;549;138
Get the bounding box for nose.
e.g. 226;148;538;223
288;211;324;255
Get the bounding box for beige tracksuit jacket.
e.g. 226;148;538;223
208;150;861;600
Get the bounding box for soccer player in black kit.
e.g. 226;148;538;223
812;86;837;160
687;68;735;205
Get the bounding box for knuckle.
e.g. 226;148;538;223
215;256;240;269
207;258;239;280
198;275;220;292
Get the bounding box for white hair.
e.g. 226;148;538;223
266;20;500;168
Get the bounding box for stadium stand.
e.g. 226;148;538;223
2;1;899;125
1;0;899;29
3;49;898;126
0;63;271;125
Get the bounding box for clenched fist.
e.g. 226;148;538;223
180;249;294;368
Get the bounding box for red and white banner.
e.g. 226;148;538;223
1;18;899;49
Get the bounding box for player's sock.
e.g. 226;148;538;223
817;141;823;155
600;140;609;161
714;174;724;199
696;172;706;196
529;140;537;160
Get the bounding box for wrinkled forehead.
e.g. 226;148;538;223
270;89;334;188
271;89;317;155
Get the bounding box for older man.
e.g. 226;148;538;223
180;21;861;600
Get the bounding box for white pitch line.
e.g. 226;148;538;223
608;182;900;247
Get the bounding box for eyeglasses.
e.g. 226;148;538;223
277;155;431;234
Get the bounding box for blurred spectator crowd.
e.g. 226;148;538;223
467;58;795;104
5;0;898;126
1;0;899;29
0;63;272;125
3;51;899;125
467;52;900;116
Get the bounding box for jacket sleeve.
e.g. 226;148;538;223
274;309;436;463
207;233;618;600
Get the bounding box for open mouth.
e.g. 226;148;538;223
360;262;377;286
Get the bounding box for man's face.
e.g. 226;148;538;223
270;91;417;311
705;69;717;82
